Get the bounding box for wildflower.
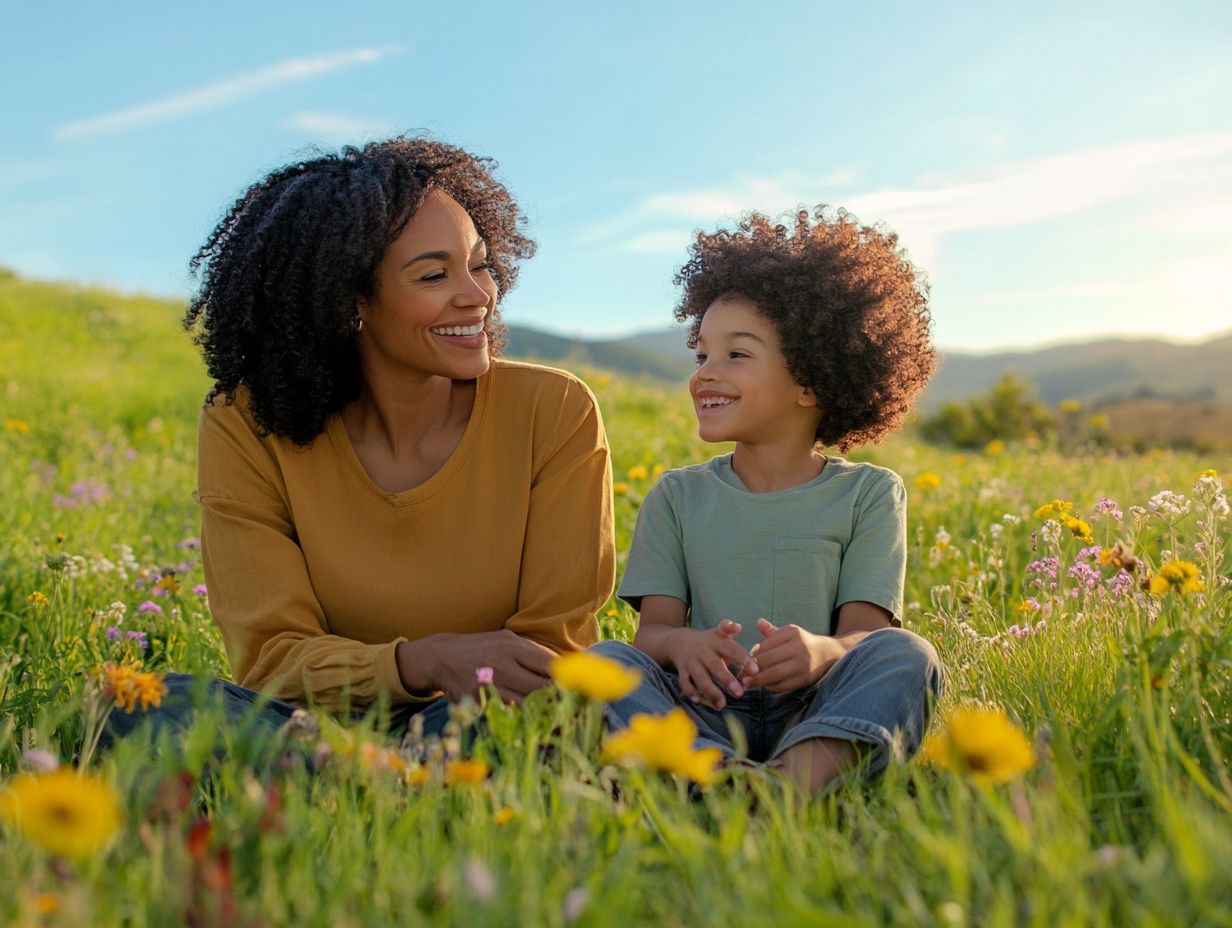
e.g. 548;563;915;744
1033;499;1074;520
0;769;122;859
405;766;431;787
32;894;59;915
1098;541;1138;573
626;465;649;481
918;706;1036;785
106;626;121;641
126;630;149;649
193;584;208;597
1088;414;1109;430
1067;562;1101;590
1059;399;1082;413
445;759;490;785
102;663;168;713
4;418;31;433
20;749;59;773
26;591;49;607
602;709;723;786
152;573;180;596
983;439;1006;456
933;527;951;550
564;887;590;923
1106;570;1134;599
652;464;665;478
492;806;516;826
137;601;163;615
1148;559;1204;597
914;471;942;491
1147;490;1190;519
1056;513;1093;543
1013;599;1040;615
358;742;406;775
550;651;641;702
475;665;495;685
463;857;498;902
176;537;201;549
613;482;630;496
1193;471;1229;518
1093;497;1123;521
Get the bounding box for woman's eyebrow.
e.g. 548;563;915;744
401;240;488;270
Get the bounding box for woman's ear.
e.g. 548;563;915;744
797;386;820;408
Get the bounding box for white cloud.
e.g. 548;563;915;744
280;111;390;144
587;130;1232;267
53;47;402;142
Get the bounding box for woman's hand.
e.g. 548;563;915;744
396;631;557;703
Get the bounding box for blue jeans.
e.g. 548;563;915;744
103;672;453;748
591;627;943;774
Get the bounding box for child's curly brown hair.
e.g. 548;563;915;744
674;207;937;451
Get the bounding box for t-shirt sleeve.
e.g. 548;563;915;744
503;379;614;652
197;400;419;710
617;478;690;612
834;469;907;626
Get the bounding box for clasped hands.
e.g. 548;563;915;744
667;618;841;711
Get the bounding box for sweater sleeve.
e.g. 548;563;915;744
197;400;417;710
503;379;614;652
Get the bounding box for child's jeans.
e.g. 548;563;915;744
591;627;943;773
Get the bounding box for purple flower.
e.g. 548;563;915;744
1107;570;1134;598
475;666;495;685
1077;545;1102;562
193;584;208;597
1094;497;1122;520
137;601;163;615
21;749;59;773
52;494;78;509
1067;562;1102;590
1026;557;1060;578
126;630;149;648
176;538;201;549
106;626;120;641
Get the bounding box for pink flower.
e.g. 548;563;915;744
137;600;163;615
21;748;59;773
193;584;208;597
475;666;495;685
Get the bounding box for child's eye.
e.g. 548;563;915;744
694;352;707;365
471;261;495;274
729;351;749;359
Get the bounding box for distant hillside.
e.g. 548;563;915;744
504;324;693;382
923;334;1232;411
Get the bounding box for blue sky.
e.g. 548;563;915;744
3;1;1230;352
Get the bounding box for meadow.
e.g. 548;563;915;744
1;270;1230;927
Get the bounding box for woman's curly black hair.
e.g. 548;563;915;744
184;136;536;446
674;206;936;452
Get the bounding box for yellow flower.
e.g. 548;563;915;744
983;439;1006;456
919;706;1036;786
358;742;406;774
626;465;649;481
613;482;630;496
32;893;60;915
4;418;31;433
492;806;516;826
1098;541;1138;573
1059;514;1093;543
550;651;642;702
445;759;490;785
404;766;431;787
1033;499;1074;520
652;464;665;478
1088;414;1109;430
102;663;168;714
602;709;723;786
1013;599;1039;615
0;769;122;859
1148;559;1204;596
152;573;180;595
1059;399;1082;413
914;471;942;492
26;591;49;607
1199;469;1218;479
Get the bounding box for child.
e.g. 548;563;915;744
593;207;943;795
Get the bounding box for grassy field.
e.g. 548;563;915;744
1;272;1230;926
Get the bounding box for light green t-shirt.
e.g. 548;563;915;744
617;454;906;652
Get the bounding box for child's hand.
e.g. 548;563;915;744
668;620;759;710
739;618;839;693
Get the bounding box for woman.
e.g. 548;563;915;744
112;137;615;742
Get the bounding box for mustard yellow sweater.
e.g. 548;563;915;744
197;360;615;709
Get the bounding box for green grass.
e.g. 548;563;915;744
1;274;1231;926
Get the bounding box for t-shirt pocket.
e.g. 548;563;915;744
771;537;842;636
